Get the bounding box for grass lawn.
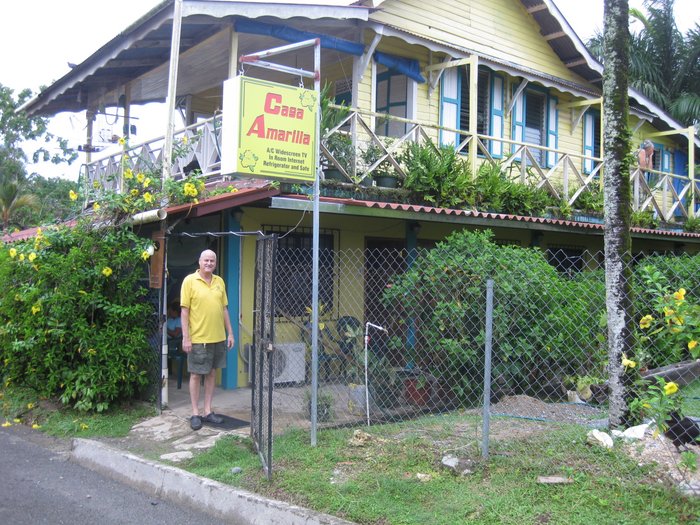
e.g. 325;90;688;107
183;414;700;525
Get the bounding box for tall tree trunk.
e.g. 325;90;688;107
603;0;633;428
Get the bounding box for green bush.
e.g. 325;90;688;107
382;230;606;404
401;141;472;208
0;222;155;411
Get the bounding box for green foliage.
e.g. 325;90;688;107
587;0;700;126
683;215;700;233
81;136;207;225
468;163;557;216
633;263;700;368
0;221;155;411
629;377;682;432
631;209;659;229
10;173;78;229
573;186;605;214
382;230;606;404
0;83;77;164
400;141;471;208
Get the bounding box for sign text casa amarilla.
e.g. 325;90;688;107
221;76;318;182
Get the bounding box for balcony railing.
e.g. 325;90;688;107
82;106;696;222
81;115;223;194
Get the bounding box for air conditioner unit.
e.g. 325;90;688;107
272;343;306;385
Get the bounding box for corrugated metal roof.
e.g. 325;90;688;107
280;193;700;241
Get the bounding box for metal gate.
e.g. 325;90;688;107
251;234;277;479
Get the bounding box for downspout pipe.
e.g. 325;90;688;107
132;208;168;225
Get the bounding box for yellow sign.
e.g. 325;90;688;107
222;76;318;182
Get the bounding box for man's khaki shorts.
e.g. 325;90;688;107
188;341;227;375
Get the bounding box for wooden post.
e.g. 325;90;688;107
468;55;478;178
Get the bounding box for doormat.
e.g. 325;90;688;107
204;414;249;430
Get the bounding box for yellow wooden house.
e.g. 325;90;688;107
20;0;700;389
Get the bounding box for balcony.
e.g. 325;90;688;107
82;105;696;224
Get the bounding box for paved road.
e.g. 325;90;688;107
0;425;226;525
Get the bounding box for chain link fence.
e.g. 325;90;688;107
267;229;700;482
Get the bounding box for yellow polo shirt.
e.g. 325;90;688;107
180;271;228;343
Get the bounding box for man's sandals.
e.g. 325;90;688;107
190;412;223;430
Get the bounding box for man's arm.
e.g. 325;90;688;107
181;306;192;353
223;307;234;349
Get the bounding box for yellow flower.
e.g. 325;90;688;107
183;182;198;197
118;137;126;146
102;267;113;277
13;418;20;423
182;135;188;144
664;307;675;317
689;340;698;351
673;315;685;325
639;315;653;329
28;252;37;262
92;202;100;212
31;305;41;315
136;172;145;184
27;402;35;409
80;423;89;431
93;181;101;189
664;382;679;396
32;423;41;429
621;354;636;370
674;288;686;301
1;421;11;428
18;253;25;262
143;192;154;204
143;177;152;188
35;228;42;237
124;168;134;179
130;188;139;197
9;248;17;258
69;190;78;201
141;250;150;261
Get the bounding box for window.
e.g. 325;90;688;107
375;64;409;137
511;85;558;167
583;109;601;174
267;227;336;317
440;66;504;157
546;246;584;276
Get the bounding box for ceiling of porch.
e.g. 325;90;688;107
23;1;368;116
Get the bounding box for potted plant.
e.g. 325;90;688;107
404;372;431;406
362;140;401;188
323;132;355;182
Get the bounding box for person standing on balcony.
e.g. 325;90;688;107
636;139;655;171
181;249;235;431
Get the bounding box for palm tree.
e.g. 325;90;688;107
0;148;39;231
588;0;700;126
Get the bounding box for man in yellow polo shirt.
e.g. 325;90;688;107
181;249;235;431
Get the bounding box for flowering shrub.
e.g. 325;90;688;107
79;136;208;225
629;377;682;434
635;265;700;368
0;221;155;411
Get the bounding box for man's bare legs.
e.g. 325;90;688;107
189;368;217;416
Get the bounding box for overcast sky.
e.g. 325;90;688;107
1;0;697;179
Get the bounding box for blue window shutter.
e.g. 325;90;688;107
546;95;558;167
511;86;525;160
489;74;504;158
440;68;460;147
582;111;595;174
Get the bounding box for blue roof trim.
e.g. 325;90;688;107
235;19;365;56
373;51;426;83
